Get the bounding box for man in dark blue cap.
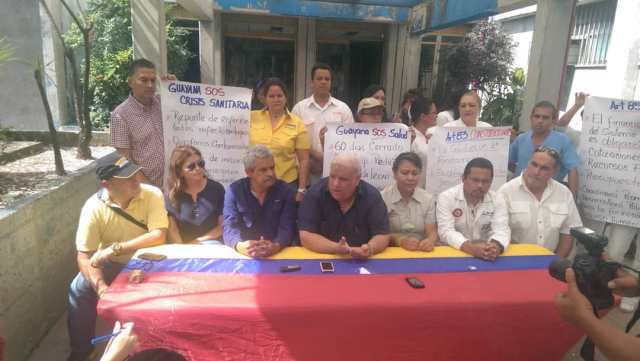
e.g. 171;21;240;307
67;152;168;361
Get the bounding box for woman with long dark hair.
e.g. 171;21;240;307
381;152;438;251
250;77;310;201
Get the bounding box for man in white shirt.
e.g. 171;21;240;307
437;158;510;261
292;63;354;181
498;147;582;257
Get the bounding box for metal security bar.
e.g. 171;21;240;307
572;0;617;66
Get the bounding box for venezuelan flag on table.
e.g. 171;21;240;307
122;244;556;276
100;244;582;361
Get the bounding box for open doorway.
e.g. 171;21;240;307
317;21;384;112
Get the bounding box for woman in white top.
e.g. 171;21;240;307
381;152;438;252
408;96;438;188
444;90;492;128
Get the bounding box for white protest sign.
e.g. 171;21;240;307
323;123;411;189
425;127;510;194
161;80;252;187
578;96;640;228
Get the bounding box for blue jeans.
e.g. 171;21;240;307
67;261;124;354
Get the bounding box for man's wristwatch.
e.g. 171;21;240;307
297;188;306;194
110;242;123;256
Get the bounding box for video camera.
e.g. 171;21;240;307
549;227;620;310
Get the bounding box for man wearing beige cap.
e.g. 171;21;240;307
67;152;168;361
356;97;385;123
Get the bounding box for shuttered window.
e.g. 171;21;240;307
571;0;617;66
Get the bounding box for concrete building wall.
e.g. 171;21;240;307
500;15;535;74
0;0;47;131
499;0;640;127
0;164;101;361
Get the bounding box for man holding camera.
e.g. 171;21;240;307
555;268;640;361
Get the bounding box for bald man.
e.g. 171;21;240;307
298;153;390;258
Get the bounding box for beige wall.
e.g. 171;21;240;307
0;164;101;361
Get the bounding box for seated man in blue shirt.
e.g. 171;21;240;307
509;100;580;196
223;145;297;257
298;153;391;258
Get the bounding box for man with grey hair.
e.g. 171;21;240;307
299;153;391;258
223;145;297;257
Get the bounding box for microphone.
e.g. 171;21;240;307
548;258;571;282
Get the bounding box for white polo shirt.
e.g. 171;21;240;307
498;176;582;252
291;95;354;154
436;183;510;250
410;126;430;189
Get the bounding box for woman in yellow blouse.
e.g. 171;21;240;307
250;78;310;201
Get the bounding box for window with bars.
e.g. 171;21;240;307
571;0;617;66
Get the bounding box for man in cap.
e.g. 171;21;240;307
67;152;168;361
356;97;385;123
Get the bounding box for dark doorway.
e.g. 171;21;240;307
317;40;383;112
224;37;295;108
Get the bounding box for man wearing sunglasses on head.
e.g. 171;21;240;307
499;147;582;257
509;101;580;197
67;152;168;361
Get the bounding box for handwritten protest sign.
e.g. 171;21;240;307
425;127;510;194
161;80;252;187
578;96;640;228
323;123;411;189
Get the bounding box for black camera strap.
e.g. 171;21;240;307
97;189;148;231
626;307;640;334
579;306;598;361
580;306;640;361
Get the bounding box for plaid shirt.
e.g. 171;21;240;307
110;95;165;187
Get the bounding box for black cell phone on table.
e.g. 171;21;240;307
138;253;167;262
280;265;302;273
406;277;425;289
320;261;335;273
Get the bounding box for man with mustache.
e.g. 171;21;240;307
223;145;297;257
499;147;582;257
509;101;580;197
437;158;510;261
298;153;390;258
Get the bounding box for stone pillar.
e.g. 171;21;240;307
383;23;421;115
0;0;45;131
382;23;401;115
42;0;69;125
520;0;576;131
402;30;422;98
295;18;316;102
199;11;222;85
604;0;640;100
131;0;167;74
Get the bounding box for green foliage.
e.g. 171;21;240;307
0;126;12;141
65;0;194;129
0;37;15;69
445;20;515;98
444;20;521;126
0;125;12;153
480;68;525;128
